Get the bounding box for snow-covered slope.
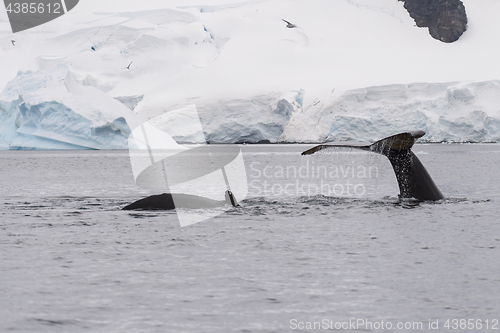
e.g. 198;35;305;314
1;0;500;148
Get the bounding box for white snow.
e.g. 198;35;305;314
1;0;500;148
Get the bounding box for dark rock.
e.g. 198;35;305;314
399;0;467;43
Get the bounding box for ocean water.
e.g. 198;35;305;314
1;144;499;332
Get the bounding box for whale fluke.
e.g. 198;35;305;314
302;130;444;201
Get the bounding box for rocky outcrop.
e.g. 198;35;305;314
399;0;467;43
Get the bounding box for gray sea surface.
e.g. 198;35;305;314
1;144;499;332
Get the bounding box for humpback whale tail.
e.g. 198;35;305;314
302;130;444;201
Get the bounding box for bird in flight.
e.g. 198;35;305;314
282;19;297;28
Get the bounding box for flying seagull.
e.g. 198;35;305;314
126;61;133;69
11;40;15;46
282;19;297;28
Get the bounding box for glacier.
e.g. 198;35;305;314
283;81;500;143
1;0;500;149
140;90;303;144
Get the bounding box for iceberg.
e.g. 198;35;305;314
0;65;140;149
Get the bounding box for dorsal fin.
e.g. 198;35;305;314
225;190;240;207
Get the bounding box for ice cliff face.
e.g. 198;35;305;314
0;66;138;149
152;91;302;144
138;80;500;144
3;71;498;149
199;95;296;144
299;81;500;143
